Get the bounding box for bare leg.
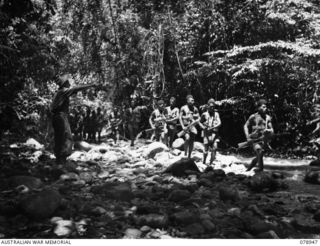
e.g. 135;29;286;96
184;134;190;157
247;157;258;171
188;139;194;158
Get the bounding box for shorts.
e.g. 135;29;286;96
203;132;219;145
252;141;265;153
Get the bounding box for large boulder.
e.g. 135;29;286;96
25;138;44;150
164;158;200;177
20;188;62;219
249;172;285;192
74;141;92;152
193;142;204;153
172;138;184;150
143;142;169;159
305;170;320;185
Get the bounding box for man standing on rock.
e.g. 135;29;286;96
199;98;221;166
244;99;274;172
149;99;167;142
179;95;200;158
164;97;180;148
50;75;96;166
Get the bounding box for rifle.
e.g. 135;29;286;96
237;131;288;149
177;119;200;138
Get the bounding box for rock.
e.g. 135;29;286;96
50;217;63;224
249;172;283;192
272;172;285;179
309;160;320;167
123;228;142;239
54;220;73;237
164;158;200;177
91;182;133;201
248;219;278;235
79;172;94;183
256;230;280;239
201;219;216;232
168;189;191;202
20;188;61;219
172;211;197;224
25;138;44;150
183;223;205;236
219;187;240;202
193;142;204;153
60;172;79;181
74;141;92;152
135;214;169;228
160;235;173;239
172;138;185;150
143;142;169;159
198;178;213;187
228;208;241;216
91;206;107;215
140;225;152;233
7;176;42;190
98;171;109;179
154;152;179;167
292;215;320;233
305;170;320;185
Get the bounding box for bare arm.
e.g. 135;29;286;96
67;84;96;96
149;111;156;129
215;112;221;128
244;118;251;140
166;108;179;123
179;107;186;129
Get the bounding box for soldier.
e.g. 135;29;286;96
83;107;91;141
179;95;200;158
96;107;105;143
74;106;84;140
50;75;95;166
109;106;122;144
89;109;97;142
244;99;274;172
199;98;221;165
164;97;179;147
149;99;167;142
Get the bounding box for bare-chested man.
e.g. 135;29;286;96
179;95;200;158
199;98;221;165
164;97;180;148
149;99;167;143
244;99;274;172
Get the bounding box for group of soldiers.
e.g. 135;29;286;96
50;75;274;172
149;95;221;166
69;106;105;143
148;95;274;171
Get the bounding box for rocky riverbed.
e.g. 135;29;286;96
0;138;320;239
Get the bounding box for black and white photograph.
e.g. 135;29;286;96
1;0;320;241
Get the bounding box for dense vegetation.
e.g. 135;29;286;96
1;0;320;155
